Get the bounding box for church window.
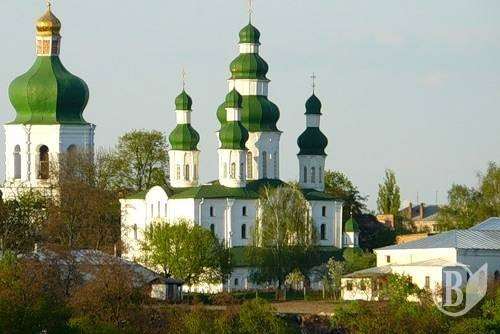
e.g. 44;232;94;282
194;164;198;180
230;163;236;179
38;145;49;180
425;276;430;289
246;152;253;178
234;278;239;286
322;206;326;217
210;224;215;234
240;163;244;179
273;152;278;178
242;206;247;216
157;201;161;217
303;166;307;183
319;167;323;184
311;167;316;183
494;270;499;281
185;164;190;180
13;145;21;179
262;151;267;178
320;224;326;240
241;224;247;239
176;165;181;180
223;163;228;178
210;206;215;217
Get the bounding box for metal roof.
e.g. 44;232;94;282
470;217;500;231
343;265;392;278
377;229;500;251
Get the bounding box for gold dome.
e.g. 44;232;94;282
36;5;61;37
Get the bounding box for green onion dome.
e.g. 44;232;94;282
217;101;226;125
219;121;248;150
175;90;192;110
345;216;360;233
225;88;243;108
305;94;322;115
169;125;199;151
230;53;269;80
239;23;261;44
297;127;328;156
8;56;89;124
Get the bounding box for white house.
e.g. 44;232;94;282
342;217;500;301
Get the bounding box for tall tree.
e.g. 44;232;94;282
324;170;367;222
377;169;401;217
248;184;317;299
438;162;500;230
140;219;231;288
110;130;169;192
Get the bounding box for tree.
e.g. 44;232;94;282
109;130;169;192
324;170;367;222
140;219;231;288
438;162;500;230
377;169;401;217
238;299;295;334
342;247;376;274
0;191;48;253
317;258;344;300
43;150;120;252
248;185;318;299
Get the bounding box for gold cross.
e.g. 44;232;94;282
47;0;52;9
311;72;317;93
181;69;187;90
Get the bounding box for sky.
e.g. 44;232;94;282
0;0;499;210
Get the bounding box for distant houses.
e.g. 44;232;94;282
342;217;500;301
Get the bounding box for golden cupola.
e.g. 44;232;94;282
36;4;61;37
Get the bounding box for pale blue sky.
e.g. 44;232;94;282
0;0;499;210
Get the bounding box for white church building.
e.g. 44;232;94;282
2;6;349;292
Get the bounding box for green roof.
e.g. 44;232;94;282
219;122;248;150
239;23;261;44
175;90;192;110
230;53;268;80
305;94;322;115
218;95;280;132
345;217;360;232
169;124;200;150
225;88;243;109
297;127;328;156
9;56;89;125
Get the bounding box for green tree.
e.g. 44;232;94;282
324;170;367;222
377;169;401;217
318;258;344;299
438;162;500;230
342;247;376;274
248;185;318;299
141;219;231;288
109;130;169;192
238;299;296;334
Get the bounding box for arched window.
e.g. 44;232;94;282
234;278;239;286
320;224;326;240
13;145;21;179
210;224;215;234
194;164;198;180
242;206;247;216
303;166;307;183
185;164;190;180
38;145;49;179
495;270;500;281
230;162;236;179
210;206;215;217
262;151;267;178
319;167;323;184
322;206;327;217
273;152;278;178
246;152;253;179
241;224;247;239
311;167;316;183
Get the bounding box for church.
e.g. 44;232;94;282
3;5;357;291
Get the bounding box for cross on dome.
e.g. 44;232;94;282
181;69;187;90
311;72;317;93
248;0;254;22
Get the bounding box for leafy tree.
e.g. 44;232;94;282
141;219;231;288
317;258;344;300
238;299;295;334
248;185;318;299
377;169;401;217
109;130;169;192
356;213;396;250
0;252;74;334
324;170;367;222
342;247;376;274
0;191;48;253
438;162;500;230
